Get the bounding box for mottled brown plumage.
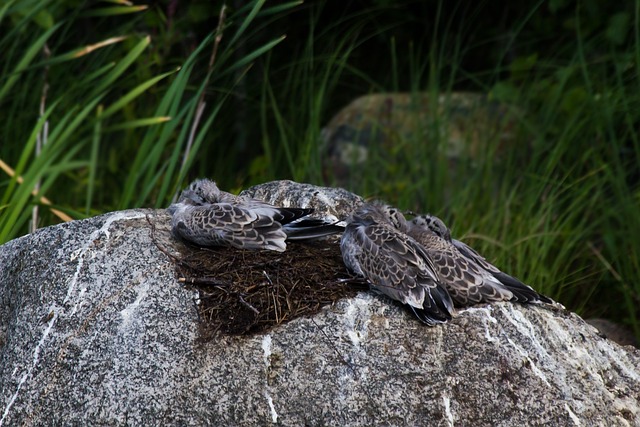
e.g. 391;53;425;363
168;179;339;252
409;215;551;305
340;203;454;325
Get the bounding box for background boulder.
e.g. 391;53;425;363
321;92;520;187
0;208;638;426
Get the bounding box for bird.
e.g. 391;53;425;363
340;203;454;325
179;178;237;205
168;179;342;252
407;214;552;306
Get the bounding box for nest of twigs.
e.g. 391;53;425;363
172;239;368;338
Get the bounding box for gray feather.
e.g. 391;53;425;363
340;203;454;325
409;214;551;305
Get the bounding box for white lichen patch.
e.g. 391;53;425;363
1;308;58;426
500;305;550;359
0;211;148;425
461;305;499;343
604;340;640;383
70;287;87;316
265;393;278;423
443;394;454;427
64;211;147;307
119;279;150;331
544;315;611;389
343;295;372;347
565;403;581;426
261;334;272;365
261;334;278;423
504;336;550;387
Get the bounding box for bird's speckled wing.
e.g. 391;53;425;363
171;203;288;252
180;179;313;222
171;178;341;250
451;239;500;273
410;214;552;304
415;231;514;305
341;220;453;325
450;238;551;303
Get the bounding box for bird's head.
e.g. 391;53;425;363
411;214;451;241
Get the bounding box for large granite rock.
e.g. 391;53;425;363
1;204;639;425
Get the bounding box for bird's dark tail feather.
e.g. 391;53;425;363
276;208;315;224
409;306;452;326
493;271;553;304
409;285;454;326
284;220;345;240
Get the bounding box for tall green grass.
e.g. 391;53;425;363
0;0;298;237
0;1;638;340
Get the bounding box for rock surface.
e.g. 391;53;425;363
586;318;639;348
1;208;639;426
